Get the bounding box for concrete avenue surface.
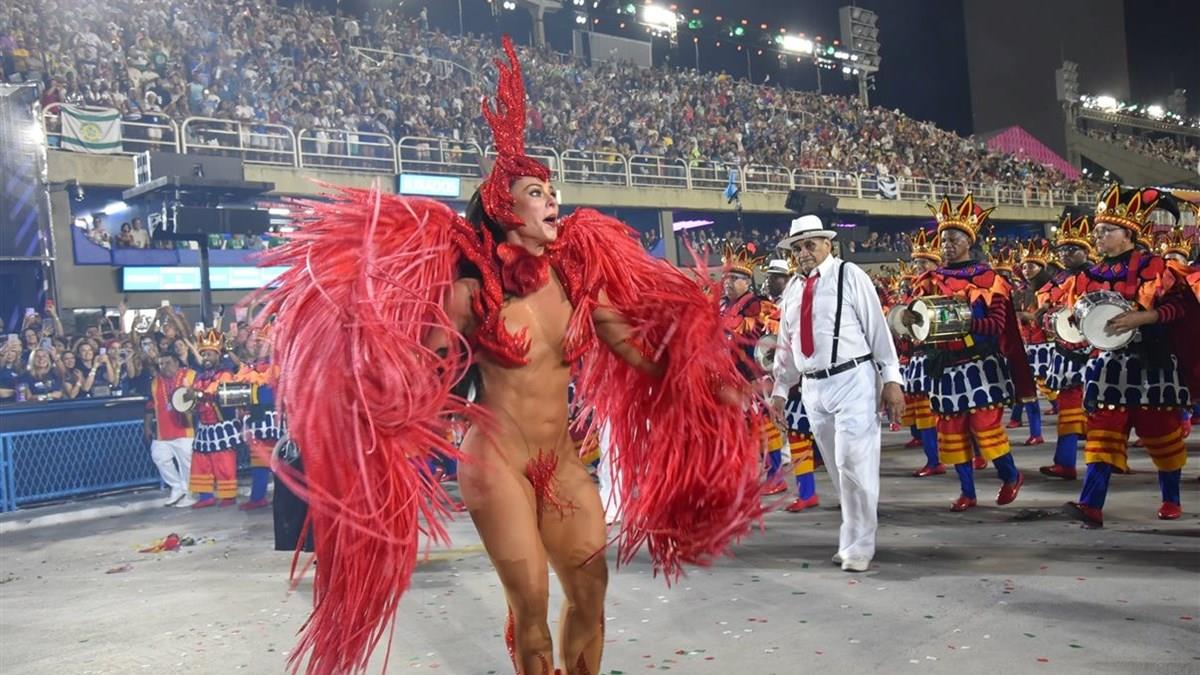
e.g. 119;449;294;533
1;424;1197;675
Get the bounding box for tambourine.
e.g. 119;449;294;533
170;386;195;413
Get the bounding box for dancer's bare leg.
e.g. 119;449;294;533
540;452;608;674
460;437;553;674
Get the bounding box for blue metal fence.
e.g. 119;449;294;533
0;420;161;511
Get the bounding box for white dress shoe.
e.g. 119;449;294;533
164;490;185;507
841;557;870;573
832;552;845;565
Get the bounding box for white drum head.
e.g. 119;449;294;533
886;305;909;337
170;387;194;413
1077;303;1132;350
910;299;933;341
1052;308;1084;344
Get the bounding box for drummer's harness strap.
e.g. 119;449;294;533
810;260;875;382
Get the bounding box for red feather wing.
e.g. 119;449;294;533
555;209;768;581
256;187;472;674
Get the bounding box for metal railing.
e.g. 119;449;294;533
42;110;1098;209
398;136;483;177
299;127;397;174
629;154;689;190
181;116;297;167
561;149;628;186
41;103;180;154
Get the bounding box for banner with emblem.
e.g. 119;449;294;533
59;105;122;154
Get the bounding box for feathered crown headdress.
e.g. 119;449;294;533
1157;226;1196;258
722;243;763;277
479;35;552;231
894;260;916;279
928;194;994;242
1094;184;1160;240
1054;214;1093;252
1021;239;1052;266
907;228;941;263
196;328;224;353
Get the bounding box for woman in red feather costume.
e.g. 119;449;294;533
258;36;767;675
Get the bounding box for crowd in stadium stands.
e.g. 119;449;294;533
0;302;252;405
1082;127;1200;172
2;0;1102;196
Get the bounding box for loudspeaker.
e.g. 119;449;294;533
171;206;270;236
785;189;839;215
134;152;244;186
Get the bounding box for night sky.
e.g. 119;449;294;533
317;0;1198;134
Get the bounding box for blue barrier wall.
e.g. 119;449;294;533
0;397;255;511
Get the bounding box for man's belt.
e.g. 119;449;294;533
804;355;872;381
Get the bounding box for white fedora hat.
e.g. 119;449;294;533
778;215;836;249
764;259;793;275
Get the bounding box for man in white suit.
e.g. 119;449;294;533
771;215;905;572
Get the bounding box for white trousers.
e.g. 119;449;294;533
596;422;622;522
801;361;881;561
150;436;194;494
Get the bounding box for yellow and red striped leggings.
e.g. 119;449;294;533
936;407;1010;465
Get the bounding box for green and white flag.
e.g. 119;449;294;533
60;105;122;154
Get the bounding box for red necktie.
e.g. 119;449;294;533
800;271;820;357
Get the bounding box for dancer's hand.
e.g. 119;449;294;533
769;395;787;425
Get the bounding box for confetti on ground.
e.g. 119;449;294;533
1024;633;1037;638
1036;658;1049;663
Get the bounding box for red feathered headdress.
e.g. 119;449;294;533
479;35;551;231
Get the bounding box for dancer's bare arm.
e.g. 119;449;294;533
593;291;664;377
425;278;479;355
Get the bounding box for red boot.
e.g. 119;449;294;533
997;473;1024;505
950;495;977;512
1005;419;1022;429
190;497;217;509
888;422;901;432
912;464;946;477
1038;464;1077;480
785;495;820;512
1023;436;1045;446
1066;501;1103;528
904;437;923;449
973;455;988;470
218;498;238;508
1157;502;1182;520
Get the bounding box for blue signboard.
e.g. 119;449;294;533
397;174;462;197
121;266;289;291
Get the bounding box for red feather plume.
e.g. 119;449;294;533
255;186;474;674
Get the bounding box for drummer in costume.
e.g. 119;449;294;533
1157;224;1200;439
902;195;1036;512
1063;185;1200;528
1011;240;1055;446
763;256;822;512
231;325;279;510
1036;214;1095;480
992;247;1039;442
189;328;242;508
721;244;785;493
900;230;944;477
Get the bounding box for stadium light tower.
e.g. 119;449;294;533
1056;60;1079;103
498;0;563;50
638;4;681;47
838;6;880;106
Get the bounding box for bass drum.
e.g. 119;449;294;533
1074;291;1135;350
170;387;195;413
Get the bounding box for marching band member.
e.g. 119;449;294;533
1036;214;1095;480
232;325;279;510
992;247;1041;443
902;196;1036;512
902;230;944;477
764;256;821;512
1013;239;1055;446
1064;186;1199;527
721;244;786;493
188;328;241;508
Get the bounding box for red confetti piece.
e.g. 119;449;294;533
1076;577;1086;581
705;656;715;661
815;651;824;655
1181;616;1194;621
1037;658;1049;663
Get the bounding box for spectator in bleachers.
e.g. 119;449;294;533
76;341;117;398
0;338;21;402
2;0;1102;195
54;348;84;400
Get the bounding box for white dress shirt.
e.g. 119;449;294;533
771;254;902;399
